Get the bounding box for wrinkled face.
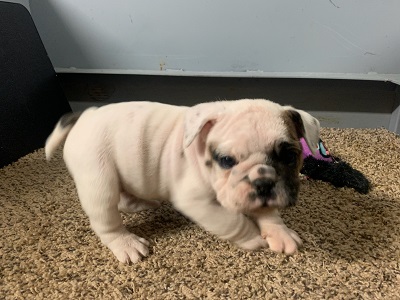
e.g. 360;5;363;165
203;108;303;214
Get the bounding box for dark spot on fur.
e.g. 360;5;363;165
273;141;302;170
282;110;305;140
264;140;303;207
271;145;301;206
205;160;212;167
248;191;257;201
285;176;300;206
278;141;301;168
241;175;251;183
60;111;82;128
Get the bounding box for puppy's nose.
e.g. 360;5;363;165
252;178;275;198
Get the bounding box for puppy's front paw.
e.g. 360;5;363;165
261;225;302;255
107;233;150;264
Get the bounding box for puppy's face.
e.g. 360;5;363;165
205;111;303;213
184;99;320;214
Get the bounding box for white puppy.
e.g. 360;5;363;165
46;99;320;264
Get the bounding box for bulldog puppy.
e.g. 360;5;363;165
45;99;320;264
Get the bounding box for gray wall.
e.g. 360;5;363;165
28;0;400;83
3;0;400;132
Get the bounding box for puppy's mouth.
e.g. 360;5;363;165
249;190;281;209
251;177;276;206
247;178;296;210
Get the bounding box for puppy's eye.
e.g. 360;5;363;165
212;151;237;169
218;156;237;169
278;142;300;167
281;150;298;166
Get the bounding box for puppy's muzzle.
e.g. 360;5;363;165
252;178;276;205
249;165;277;207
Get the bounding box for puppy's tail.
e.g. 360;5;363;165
45;111;82;160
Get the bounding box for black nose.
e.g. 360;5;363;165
252;178;275;198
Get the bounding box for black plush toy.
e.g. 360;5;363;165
300;138;371;194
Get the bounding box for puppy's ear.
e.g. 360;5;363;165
283;107;320;155
183;101;227;148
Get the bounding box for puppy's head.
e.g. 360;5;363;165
183;99;320;214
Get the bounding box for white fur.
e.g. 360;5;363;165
46;99;320;263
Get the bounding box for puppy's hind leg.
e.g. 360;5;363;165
72;165;150;264
118;192;161;213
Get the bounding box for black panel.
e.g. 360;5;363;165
0;2;71;167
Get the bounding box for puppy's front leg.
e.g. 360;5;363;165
253;209;302;255
172;185;267;250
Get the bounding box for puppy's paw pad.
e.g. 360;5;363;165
108;234;150;264
238;235;268;250
262;225;302;255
